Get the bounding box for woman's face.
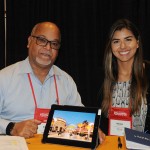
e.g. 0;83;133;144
111;28;139;63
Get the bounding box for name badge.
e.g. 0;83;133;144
108;107;132;136
34;108;50;134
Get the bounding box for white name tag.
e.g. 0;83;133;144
37;123;46;134
110;119;131;136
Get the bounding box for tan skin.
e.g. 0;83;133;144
98;128;106;144
99;28;139;143
11;22;61;138
27;23;60;83
111;28;139;82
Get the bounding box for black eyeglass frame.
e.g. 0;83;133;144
31;35;61;50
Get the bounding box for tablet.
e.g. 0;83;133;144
42;104;101;149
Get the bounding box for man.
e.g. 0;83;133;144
0;22;83;138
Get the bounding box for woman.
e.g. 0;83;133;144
99;19;150;139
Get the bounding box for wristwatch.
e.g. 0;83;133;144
6;122;15;135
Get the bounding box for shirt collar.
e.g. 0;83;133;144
18;57;33;74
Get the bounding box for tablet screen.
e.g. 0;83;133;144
42;104;101;149
48;110;96;142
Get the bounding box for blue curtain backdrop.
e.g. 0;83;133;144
0;0;150;106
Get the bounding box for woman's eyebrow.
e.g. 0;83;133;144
112;35;134;41
125;35;134;38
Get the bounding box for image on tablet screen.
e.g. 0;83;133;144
48;110;96;142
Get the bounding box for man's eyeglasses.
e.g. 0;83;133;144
31;35;61;50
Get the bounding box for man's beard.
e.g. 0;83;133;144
36;57;51;66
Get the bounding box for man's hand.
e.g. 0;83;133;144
11;119;41;138
98;128;106;144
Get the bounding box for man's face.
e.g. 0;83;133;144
27;23;60;69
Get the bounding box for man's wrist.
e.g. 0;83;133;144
6;122;15;135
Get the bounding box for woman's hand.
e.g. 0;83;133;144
98;128;106;144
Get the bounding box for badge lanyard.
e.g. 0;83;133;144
27;73;60;109
27;73;60;133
